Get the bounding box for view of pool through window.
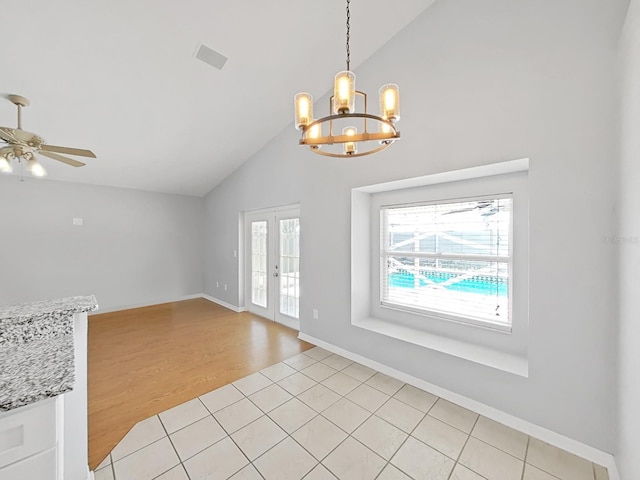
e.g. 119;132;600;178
388;271;509;296
381;195;512;326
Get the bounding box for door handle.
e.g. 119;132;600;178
273;273;279;277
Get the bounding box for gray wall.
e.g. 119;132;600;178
0;176;204;312
204;138;306;302
204;0;626;452
617;0;640;477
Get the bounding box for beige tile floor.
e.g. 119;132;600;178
93;347;610;480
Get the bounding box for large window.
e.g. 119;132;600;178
351;160;529;375
380;195;512;329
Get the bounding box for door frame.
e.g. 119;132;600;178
242;203;301;330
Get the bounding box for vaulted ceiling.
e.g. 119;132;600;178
1;0;435;196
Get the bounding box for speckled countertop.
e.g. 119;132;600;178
0;295;98;411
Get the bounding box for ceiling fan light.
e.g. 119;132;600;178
294;93;314;130
27;157;47;177
334;71;355;114
0;156;12;173
379;84;400;122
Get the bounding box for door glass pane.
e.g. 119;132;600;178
251;221;268;308
279;218;300;319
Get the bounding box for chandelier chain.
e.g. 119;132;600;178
346;0;351;71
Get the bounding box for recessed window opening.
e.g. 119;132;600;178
380;194;513;330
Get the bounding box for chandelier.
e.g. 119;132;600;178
294;0;400;158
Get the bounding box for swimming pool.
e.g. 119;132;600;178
389;271;508;296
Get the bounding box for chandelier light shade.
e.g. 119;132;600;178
334;71;356;114
294;93;314;130
343;126;357;155
379;84;400;122
294;0;401;158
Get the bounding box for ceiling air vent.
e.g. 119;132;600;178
195;44;228;70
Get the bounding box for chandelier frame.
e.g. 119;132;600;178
299;91;400;158
294;0;401;159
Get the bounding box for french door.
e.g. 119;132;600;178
245;205;300;330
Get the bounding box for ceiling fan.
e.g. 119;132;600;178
0;94;96;176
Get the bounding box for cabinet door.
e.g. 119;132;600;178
0;399;56;468
0;448;57;480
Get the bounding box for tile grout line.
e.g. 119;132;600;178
110;425;178;478
445;411;480;480
345;380;448;479
468;419;530;462
231;365;325;479
225;363;320;473
109;356;311;476
524;439;574;480
155;413;189;480
105;356;384;479
206;388;270;480
111;408;211;468
253;361;376;479
379;394;431;480
108;453;116;480
520;435;531;480
111;361;395;478
105;354;596;480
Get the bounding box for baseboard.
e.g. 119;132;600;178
298;332;620;478
89;293;246;315
200;294;246;313
89;293;203;314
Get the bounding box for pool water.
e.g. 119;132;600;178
389;272;508;296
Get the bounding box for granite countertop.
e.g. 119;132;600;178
0;295;98;412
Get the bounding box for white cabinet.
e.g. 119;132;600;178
0;298;95;480
0;309;91;480
0;448;57;480
0;398;59;480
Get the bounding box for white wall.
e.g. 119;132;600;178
204;0;627;453
617;0;640;477
0;176;204;311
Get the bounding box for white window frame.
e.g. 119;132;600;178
350;159;530;376
379;193;514;332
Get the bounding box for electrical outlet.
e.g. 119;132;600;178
224;284;228;291
216;282;219;288
313;309;318;320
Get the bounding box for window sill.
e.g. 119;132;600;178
380;302;513;334
352;315;529;377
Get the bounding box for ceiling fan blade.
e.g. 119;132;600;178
0;127;18;143
39;150;86;167
41;144;96;158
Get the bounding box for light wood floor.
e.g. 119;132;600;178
87;298;312;469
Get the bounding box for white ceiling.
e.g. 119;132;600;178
1;0;435;196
